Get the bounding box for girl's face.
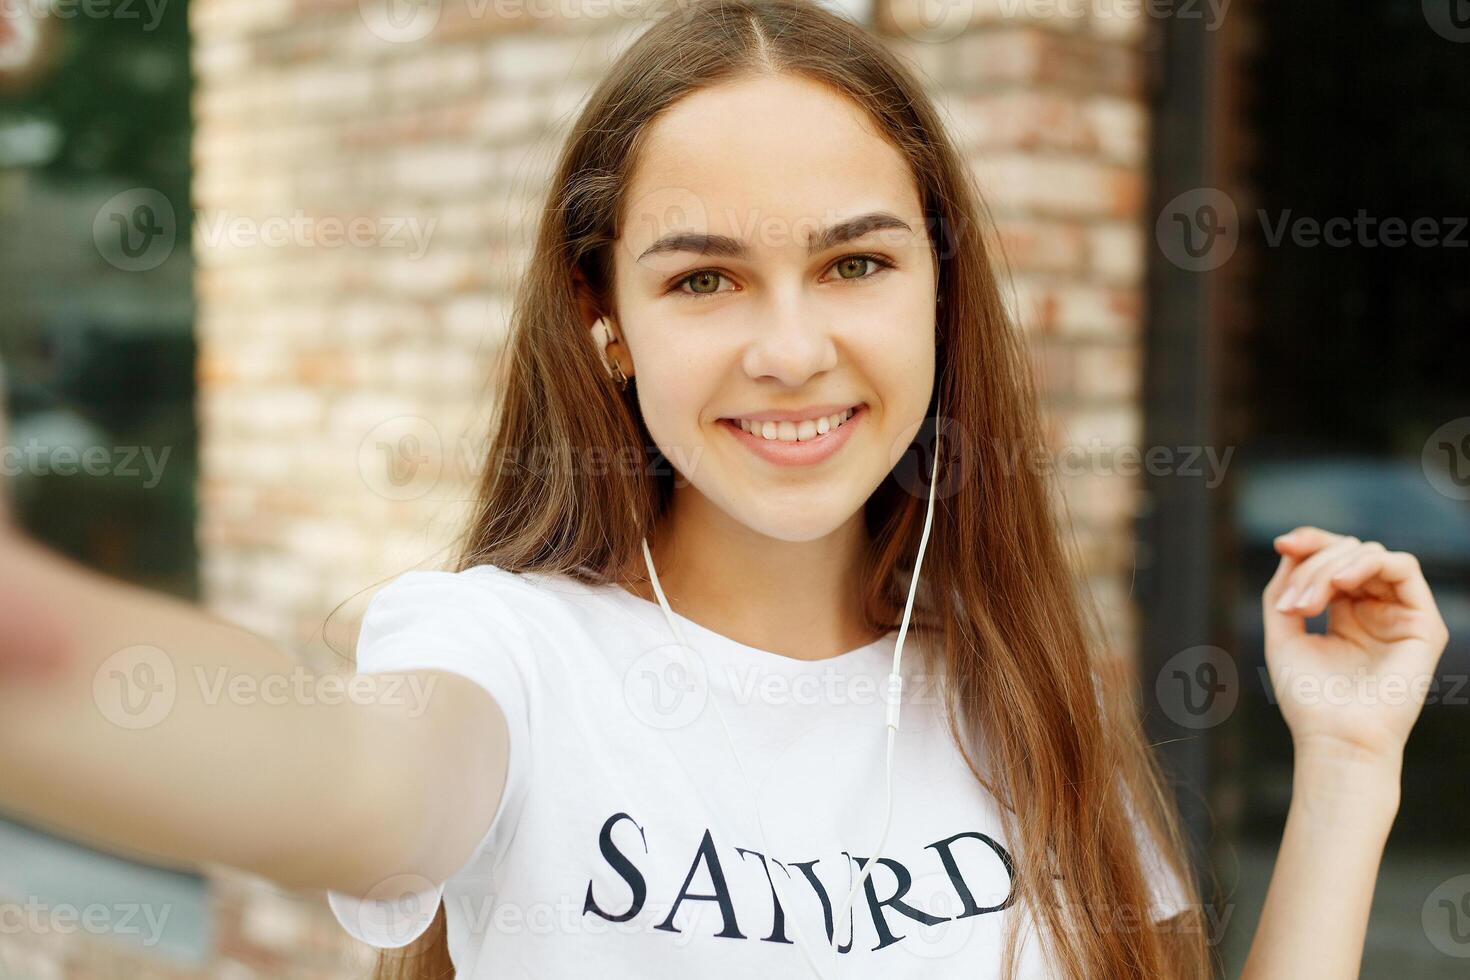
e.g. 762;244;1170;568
608;73;938;544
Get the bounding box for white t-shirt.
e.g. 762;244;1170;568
327;564;1190;978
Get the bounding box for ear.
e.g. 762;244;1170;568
571;264;603;330
589;317;612;359
573;264;612;362
573;265;635;382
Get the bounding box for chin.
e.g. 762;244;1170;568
724;483;865;543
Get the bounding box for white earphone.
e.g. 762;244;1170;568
635;405;942;980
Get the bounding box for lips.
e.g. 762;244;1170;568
718;403;866;467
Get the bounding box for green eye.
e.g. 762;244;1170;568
687;271;722;295
670;253;895;300
830;254;895;281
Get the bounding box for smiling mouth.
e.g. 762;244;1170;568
719;405;862;443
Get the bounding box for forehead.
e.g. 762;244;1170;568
619;73;924;260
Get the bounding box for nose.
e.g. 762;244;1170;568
740;289;839;387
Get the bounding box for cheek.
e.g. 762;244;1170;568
850;303;937;414
632;349;719;455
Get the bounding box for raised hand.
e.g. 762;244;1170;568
1262;525;1451;763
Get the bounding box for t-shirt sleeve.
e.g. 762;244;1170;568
326;567;537;949
1130;798;1195;924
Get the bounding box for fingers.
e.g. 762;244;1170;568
1273;534;1363;615
1328;548;1445;628
1284;539;1381;616
1272;525;1346;558
1263;549;1306;647
1266;526;1450;649
1325;548;1397;600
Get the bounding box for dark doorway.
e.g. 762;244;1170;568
1142;1;1470;975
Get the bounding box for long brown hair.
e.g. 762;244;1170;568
375;0;1211;976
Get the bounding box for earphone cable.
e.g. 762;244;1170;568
638;424;940;980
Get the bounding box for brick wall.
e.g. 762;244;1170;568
12;1;1158;974
189;1;617;662
883;2;1155;662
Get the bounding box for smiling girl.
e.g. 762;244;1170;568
0;1;1450;978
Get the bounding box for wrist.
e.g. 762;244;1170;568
1291;734;1402;827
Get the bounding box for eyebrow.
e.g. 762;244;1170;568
635;210;915;264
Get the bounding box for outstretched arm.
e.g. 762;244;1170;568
0;525;511;897
0;478;69;678
1240;525;1449;979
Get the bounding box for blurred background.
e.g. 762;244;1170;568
0;0;1466;976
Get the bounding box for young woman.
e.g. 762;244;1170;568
0;1;1449;978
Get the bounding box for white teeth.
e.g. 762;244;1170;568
734;407;856;443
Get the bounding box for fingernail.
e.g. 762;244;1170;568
1276;587;1297;611
1294;585;1317;609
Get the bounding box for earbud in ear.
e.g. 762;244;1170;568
590;316;612;353
590;316;631;389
